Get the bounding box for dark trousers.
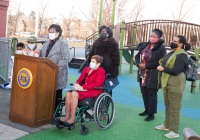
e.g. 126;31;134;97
54;89;63;116
139;80;158;115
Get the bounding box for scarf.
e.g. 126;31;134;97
161;49;186;88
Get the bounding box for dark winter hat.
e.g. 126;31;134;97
152;29;163;38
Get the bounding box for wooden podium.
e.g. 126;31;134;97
9;54;58;127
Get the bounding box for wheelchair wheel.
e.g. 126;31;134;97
54;102;65;117
93;93;115;129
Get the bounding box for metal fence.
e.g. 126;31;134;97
0;38;12;83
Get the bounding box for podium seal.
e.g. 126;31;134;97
17;68;33;89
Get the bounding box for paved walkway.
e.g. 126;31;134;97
0;123;28;140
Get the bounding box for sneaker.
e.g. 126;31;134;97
4;83;11;89
155;125;169;131
164;131;179;138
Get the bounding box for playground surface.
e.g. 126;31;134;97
0;63;200;140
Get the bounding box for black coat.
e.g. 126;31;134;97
89;38;120;78
135;39;166;88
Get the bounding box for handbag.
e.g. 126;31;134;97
105;77;119;93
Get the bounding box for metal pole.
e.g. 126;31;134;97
35;0;39;38
111;0;117;33
98;0;104;34
11;37;18;55
129;24;137;74
119;20;125;74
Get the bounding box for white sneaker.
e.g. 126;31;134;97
155;125;169;131
4;83;11;89
164;131;179;138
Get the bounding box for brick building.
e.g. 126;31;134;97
0;0;9;37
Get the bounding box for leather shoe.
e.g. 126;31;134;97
144;115;154;121
63;121;74;127
52;117;63;125
139;110;148;116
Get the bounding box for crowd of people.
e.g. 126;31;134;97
1;24;192;139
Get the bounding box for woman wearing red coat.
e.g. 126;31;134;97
54;55;105;127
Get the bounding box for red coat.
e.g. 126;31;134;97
76;67;105;100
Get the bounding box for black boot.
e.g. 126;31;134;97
144;114;154;121
139;110;148;116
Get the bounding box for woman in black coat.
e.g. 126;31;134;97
88;25;120;95
135;29;166;121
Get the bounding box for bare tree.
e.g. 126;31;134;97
79;0;99;33
38;1;49;36
127;0;144;22
171;0;194;21
28;11;36;32
8;4;24;34
80;0;136;32
60;7;76;38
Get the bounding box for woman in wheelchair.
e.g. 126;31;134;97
54;55;105;127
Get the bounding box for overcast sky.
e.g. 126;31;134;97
8;0;200;24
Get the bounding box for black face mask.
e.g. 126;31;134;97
100;33;108;40
170;42;178;49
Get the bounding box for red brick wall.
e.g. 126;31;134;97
0;0;9;37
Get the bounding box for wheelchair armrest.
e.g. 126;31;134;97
70;83;74;86
183;128;200;140
94;86;104;90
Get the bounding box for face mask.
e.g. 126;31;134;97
28;44;35;50
170;42;178;49
100;33;108;40
150;37;159;43
49;33;56;40
16;50;23;54
34;53;39;57
89;62;96;70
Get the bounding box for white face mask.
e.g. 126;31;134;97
89;62;96;70
49;33;57;40
28;44;35;50
16;50;23;54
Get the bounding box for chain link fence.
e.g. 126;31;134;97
0;38;12;84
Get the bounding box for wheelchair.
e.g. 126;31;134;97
51;78;115;135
